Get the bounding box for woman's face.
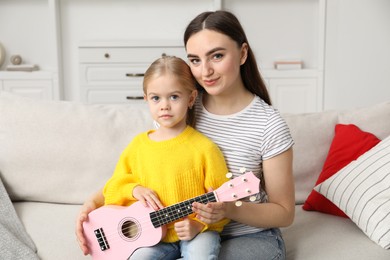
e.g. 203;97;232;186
186;29;247;97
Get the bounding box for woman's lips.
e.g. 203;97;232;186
203;78;218;86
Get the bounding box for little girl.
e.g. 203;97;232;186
103;56;229;259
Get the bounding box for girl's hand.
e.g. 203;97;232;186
192;201;227;224
133;185;164;210
174;217;204;241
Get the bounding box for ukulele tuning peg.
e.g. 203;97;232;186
226;172;233;179
249;196;256;202
239;167;246;173
235;201;243;207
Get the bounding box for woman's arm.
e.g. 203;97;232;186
75;189;104;255
192;148;295;228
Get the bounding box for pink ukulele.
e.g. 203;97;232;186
83;171;260;259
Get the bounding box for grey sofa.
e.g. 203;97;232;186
0;92;389;260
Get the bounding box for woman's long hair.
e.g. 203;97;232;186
184;10;271;105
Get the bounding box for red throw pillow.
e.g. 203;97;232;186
302;124;381;217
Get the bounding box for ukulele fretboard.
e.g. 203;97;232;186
150;192;217;228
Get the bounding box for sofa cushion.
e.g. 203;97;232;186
0;92;153;204
14;202;83;260
302;124;380;217
282;100;390;204
338;101;390;140
315;135;390;249
282;111;338;204
282;207;390;259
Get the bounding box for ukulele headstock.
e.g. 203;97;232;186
215;168;260;204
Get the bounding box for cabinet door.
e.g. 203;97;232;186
80;64;146;104
79;44;186;105
3;80;53;100
268;78;318;114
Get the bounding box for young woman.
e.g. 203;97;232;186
184;11;294;260
95;56;229;259
76;11;294;260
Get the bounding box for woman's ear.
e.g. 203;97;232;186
240;43;249;65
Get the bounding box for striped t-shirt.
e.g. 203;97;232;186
194;93;294;237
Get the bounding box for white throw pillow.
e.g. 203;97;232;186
315;135;390;249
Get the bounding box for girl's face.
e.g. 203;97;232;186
144;73;196;130
186;29;248;97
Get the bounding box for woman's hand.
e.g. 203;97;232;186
75;189;105;255
133;185;164;210
192;201;227;224
174;217;204;240
75;200;98;255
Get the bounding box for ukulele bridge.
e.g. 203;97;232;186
94;228;110;251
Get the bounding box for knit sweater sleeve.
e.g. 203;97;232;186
103;138;141;206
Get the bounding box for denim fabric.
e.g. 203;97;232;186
180;231;220;260
129;231;220;260
219;228;286;260
129;242;181;260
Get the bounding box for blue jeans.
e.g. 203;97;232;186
219;228;286;260
129;231;220;260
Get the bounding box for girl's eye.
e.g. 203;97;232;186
151;96;159;102
170;95;179;101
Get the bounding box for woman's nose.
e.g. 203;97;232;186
202;61;213;77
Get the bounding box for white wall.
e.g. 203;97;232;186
324;0;390;110
1;0;389;110
0;0;54;70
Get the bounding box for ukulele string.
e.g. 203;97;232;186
97;180;256;246
101;195;210;245
99;191;215;240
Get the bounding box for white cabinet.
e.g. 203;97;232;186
0;71;56;100
268;78;317;114
78;40;323;114
73;1;325;113
79;41;186;106
263;70;322;113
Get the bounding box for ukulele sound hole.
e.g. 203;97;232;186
120;219;140;240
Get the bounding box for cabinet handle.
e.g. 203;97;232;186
126;73;144;77
126;96;144;100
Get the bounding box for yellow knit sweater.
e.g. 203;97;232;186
103;126;229;243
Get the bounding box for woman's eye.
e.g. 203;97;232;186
189;58;200;65
213;53;223;60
